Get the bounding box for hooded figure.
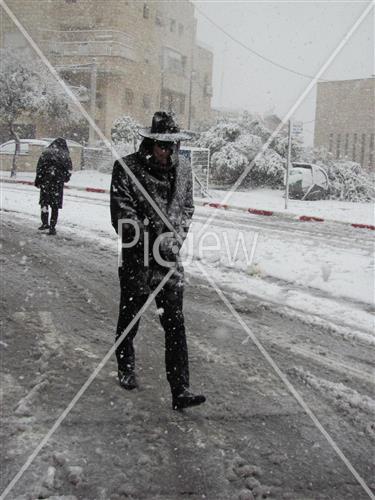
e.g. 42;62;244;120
110;111;206;410
35;138;72;235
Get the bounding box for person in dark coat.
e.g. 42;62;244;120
110;111;206;410
34;138;72;235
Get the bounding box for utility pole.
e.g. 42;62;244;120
187;67;194;130
285;120;292;209
219;42;228;108
187;27;195;130
88;61;97;146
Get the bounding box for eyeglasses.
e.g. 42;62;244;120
154;141;175;151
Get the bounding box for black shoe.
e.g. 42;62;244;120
118;369;137;390
38;224;50;230
48;227;56;235
172;389;206;410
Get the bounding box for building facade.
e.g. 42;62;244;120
314;78;374;170
1;0;213;143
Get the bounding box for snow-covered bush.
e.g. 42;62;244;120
211;144;248;183
245;120;271;143
196;121;241;152
326;161;374;202
302;147;374;202
234;133;262;158
251;149;285;188
112;115;139;152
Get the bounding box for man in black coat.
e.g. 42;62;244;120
110;112;205;410
35;138;72;235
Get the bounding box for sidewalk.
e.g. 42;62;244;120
1;170;374;229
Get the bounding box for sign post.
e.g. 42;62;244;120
285;120;292;209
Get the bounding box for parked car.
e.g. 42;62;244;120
0;138;83;172
287;162;329;200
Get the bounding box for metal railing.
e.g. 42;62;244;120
39;29;138;61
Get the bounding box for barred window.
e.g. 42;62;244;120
360;134;366;166
336;133;341;159
344;133;349;158
328;133;333;153
352;133;357;161
369;134;374;168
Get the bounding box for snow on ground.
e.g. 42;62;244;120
207;188;375;226
1;175;374;339
2;169;374;225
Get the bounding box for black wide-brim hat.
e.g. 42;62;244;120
139;111;194;142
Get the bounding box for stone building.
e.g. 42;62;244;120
314;78;374;170
0;0;213;143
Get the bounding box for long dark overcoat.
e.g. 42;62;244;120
110;151;194;295
35;141;72;209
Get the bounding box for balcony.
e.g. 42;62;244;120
39;29;138;62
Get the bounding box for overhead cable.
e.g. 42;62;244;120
194;4;328;81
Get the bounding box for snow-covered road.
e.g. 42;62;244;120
1;181;374;339
1;213;374;499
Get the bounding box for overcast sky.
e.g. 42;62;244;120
194;0;373;145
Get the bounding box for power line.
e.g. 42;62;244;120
194;4;328;82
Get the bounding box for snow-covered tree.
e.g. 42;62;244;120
0;48;80;177
194;115;299;188
112;115;140;152
301;146;374;202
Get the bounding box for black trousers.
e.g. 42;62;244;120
41;205;59;228
115;282;189;396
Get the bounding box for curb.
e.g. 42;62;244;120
0;177;109;195
2;177;374;231
201;200;374;231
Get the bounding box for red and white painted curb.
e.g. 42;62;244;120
1;177;374;231
0;177;108;195
201;201;375;231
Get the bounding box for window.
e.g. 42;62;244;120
336;133;341;159
352;133;357;161
178;95;185;114
0;141;29;154
344;133;349;158
144;48;152;64
360;134;366;166
4;31;27;49
124;88;134;105
315;168;328;188
161;91;185;115
143;3;149;19
162;47;186;75
143;94;151;109
170;19;176;33
178;23;184;36
328;133;333;153
96;92;103;109
369;134;374;168
155;10;163;26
